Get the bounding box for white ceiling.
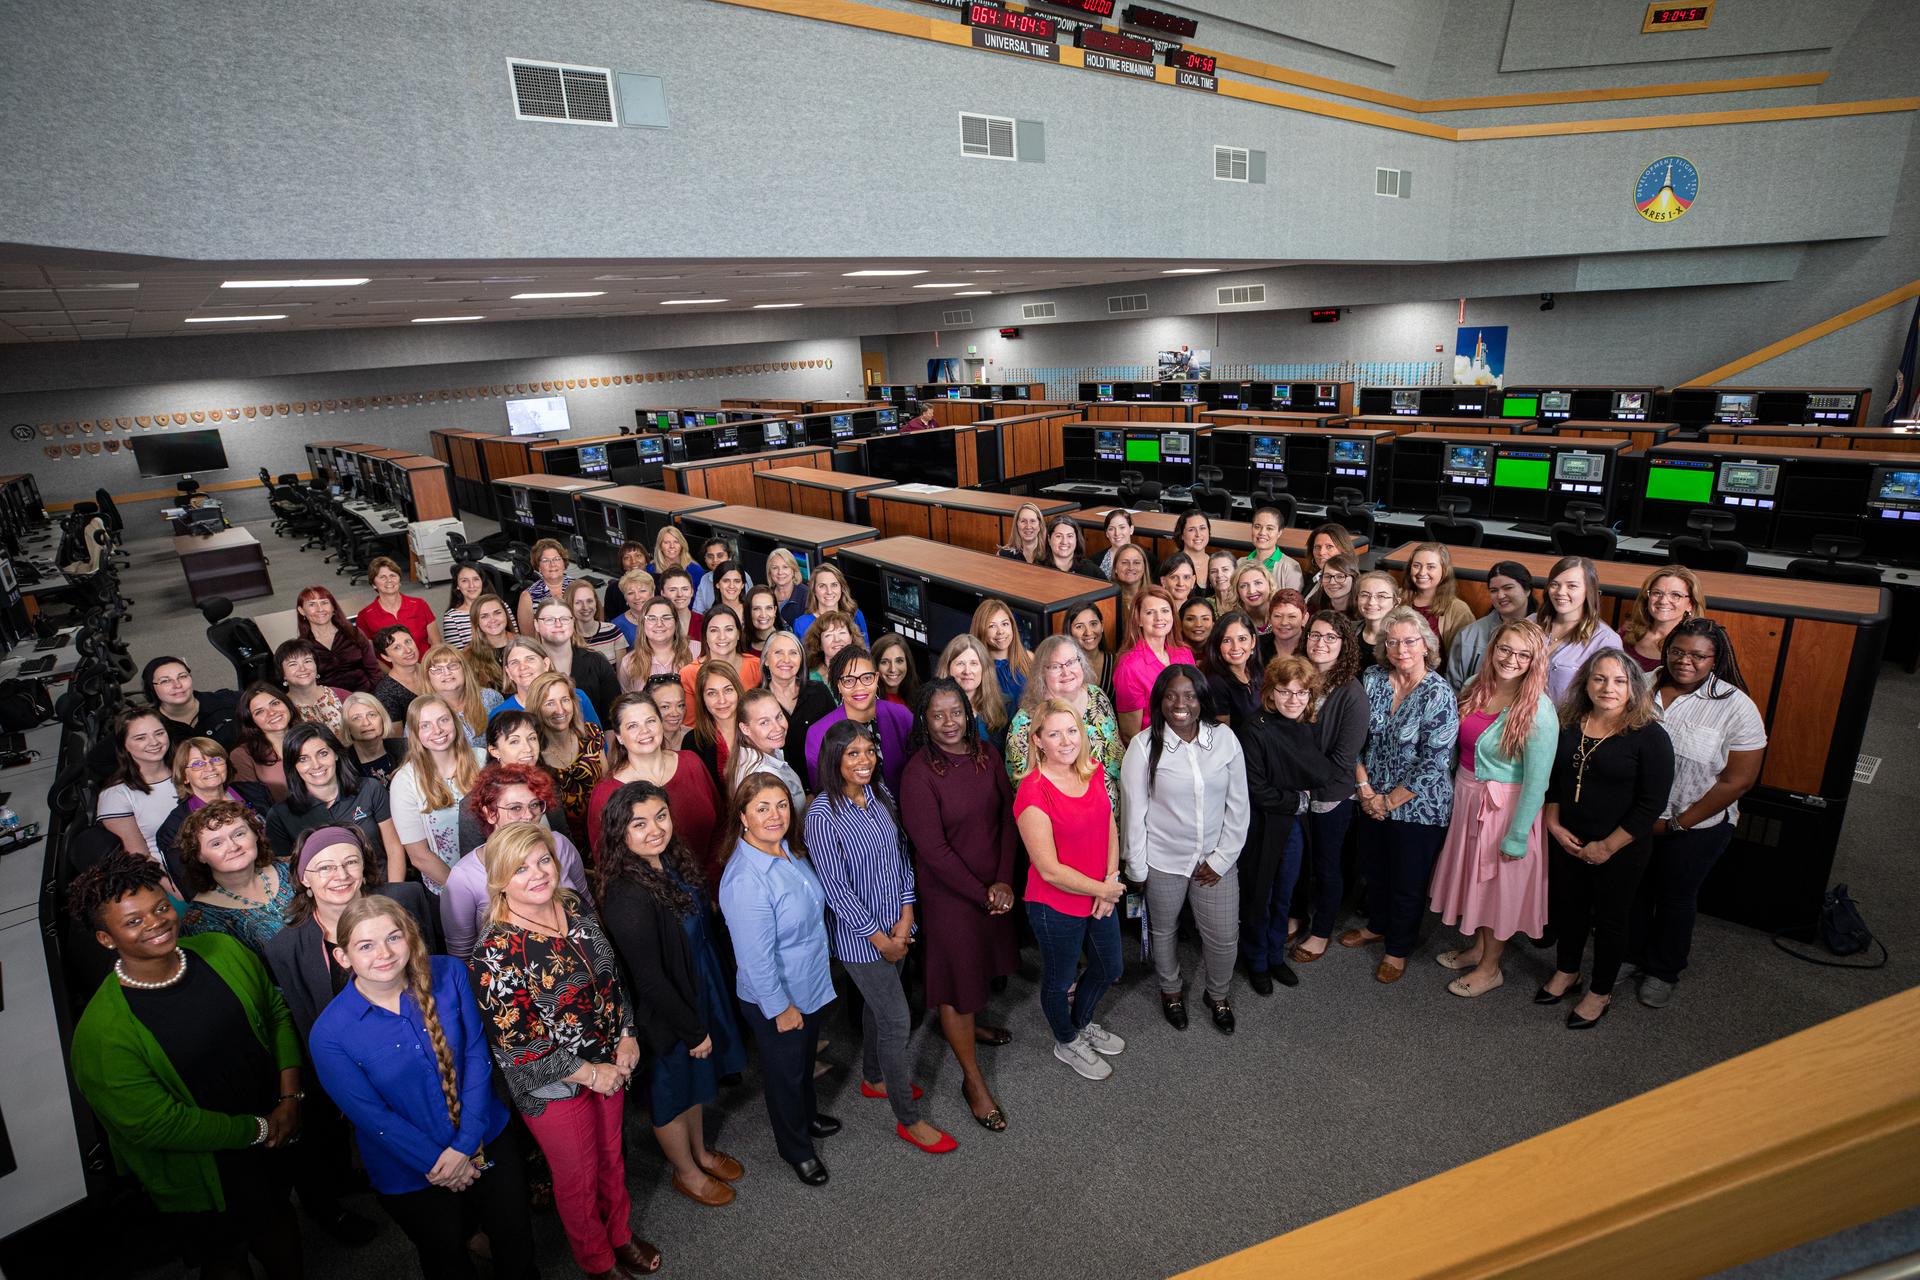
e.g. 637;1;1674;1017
0;252;1299;343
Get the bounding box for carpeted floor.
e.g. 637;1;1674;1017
36;525;1918;1280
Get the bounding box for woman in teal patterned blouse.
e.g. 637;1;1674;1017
1343;607;1459;984
1005;634;1123;810
178;799;297;956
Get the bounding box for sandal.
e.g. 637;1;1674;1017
962;1086;1007;1132
973;1025;1012;1047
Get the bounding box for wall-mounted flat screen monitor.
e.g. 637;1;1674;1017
506;396;570;436
1646;460;1715;503
1390;390;1419;413
1493;455;1550;490
578;444;609;474
131;429;229;477
1553;452;1605;482
1330;439;1369;465
1540;391;1573;413
1444;445;1493;479
1500;396;1539;419
1714;393;1758;423
762;421;788;447
1124;436;1162;464
1718;461;1780;496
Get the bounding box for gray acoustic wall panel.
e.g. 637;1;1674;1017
1500;0;1874;72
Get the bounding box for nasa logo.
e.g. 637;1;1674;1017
1635;156;1699;223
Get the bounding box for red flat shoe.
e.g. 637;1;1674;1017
896;1122;958;1154
861;1079;925;1101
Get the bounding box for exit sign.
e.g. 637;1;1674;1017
1643;1;1713;31
999;327;1021;338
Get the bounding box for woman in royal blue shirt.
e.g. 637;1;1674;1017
308;896;537;1279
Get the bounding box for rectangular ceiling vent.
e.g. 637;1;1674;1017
509;59;616;125
1217;284;1266;306
960;112;1017;160
1021;301;1057;320
941;309;974;326
1108;293;1149;315
1376;167;1412;198
1213;146;1249;182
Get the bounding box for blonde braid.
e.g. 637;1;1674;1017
408;944;461;1131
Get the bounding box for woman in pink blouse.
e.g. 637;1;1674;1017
1113;586;1192;742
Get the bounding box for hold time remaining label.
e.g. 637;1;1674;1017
1082;50;1156;78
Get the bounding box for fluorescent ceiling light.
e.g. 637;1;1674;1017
511;291;605;299
661;298;728;305
1162;268;1222;274
220;278;368;288
753;303;805;309
912;282;976;289
62;283;140;291
412;315;485;323
184;314;287;323
953;291;994;296
842;269;927;277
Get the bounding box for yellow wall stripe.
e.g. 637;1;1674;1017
1456;96;1920;139
1681;278;1920;387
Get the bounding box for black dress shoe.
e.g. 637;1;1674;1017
807;1113;842;1139
313;1206;381;1246
1532;979;1584;1006
791;1157;830;1186
1272;962;1299;988
1161;994;1188;1030
1566;999;1610;1030
1203;993;1235;1035
1248;968;1274;997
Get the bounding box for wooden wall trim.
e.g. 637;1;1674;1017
1184;988;1920;1280
46;472;308;512
1454;96;1920;139
1680;277;1920;388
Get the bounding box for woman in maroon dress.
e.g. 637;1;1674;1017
899;677;1017;1133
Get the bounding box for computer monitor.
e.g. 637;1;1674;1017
876;408;899;429
1179;383;1199;403
1390;390;1419;414
830;414;853;439
1124;436;1162;464
946;388;964;399
578;444;609;475
1493;454;1550;491
1160;431;1194;462
1443;445;1493;481
1613;391;1648;418
1646;459;1715;504
1718;461;1780;496
637;437;665;462
1875;468;1920;502
680;412;702;429
714;426;739;450
1500;396;1539;420
512;488;532;517
1539;391;1573;415
1553;452;1606;483
1315;383;1338;401
762;421;788;448
1095;429;1123;460
1714;393;1758;423
1096;383;1115;401
1330;439;1369;467
1250;436;1285;471
884;573;924;620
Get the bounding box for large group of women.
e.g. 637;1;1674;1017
73;518;1767;1279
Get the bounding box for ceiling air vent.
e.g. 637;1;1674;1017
509;59;616;125
1021;301;1057;320
960;112;1017;160
1217;285;1266;306
1108;293;1149;315
942;309;974;326
1213;146;1249;182
1376;167;1412;198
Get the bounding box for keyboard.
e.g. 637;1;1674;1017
1508;523;1554;538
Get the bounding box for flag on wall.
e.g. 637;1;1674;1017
1883;299;1919;425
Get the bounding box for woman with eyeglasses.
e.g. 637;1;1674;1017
1621;566;1702;676
1628;619;1765;1009
513;538;574;636
1288;612;1369;965
1446;561;1537;692
1004;635;1123;815
266;723;404;879
1351;570;1401;671
423;642;502;748
1344;608;1459;985
1537;555;1623;702
442;762;594;960
1304;552;1359;619
803;646;916;798
275;638;350;736
154;738;252;892
1428;621;1557;998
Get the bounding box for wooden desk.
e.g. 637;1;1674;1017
751;467;894;524
492;473;614;540
983;406;1084;480
1545;419;1677;452
1348;414;1531;436
834;536;1121;652
174;528;272;605
663;445;832;506
1697;425;1920;455
1198;410;1350;430
253;607;300;651
1081;401;1204;424
385;456;455;522
1071;508;1370;565
1378;541;1887;930
677;506;879;567
427;429;498;516
864;488;1078;554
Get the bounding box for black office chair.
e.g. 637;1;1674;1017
1785;534;1881;586
1251;475;1298;529
1326;487;1377;546
1668;509;1749;573
1550;501;1617;559
201;597;277;688
505;544;537;598
1422;495;1485;547
1192;466;1234;520
91;488;128;565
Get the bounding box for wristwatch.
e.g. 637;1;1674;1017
278;1091;306;1103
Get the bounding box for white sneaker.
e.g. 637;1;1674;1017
1053;1035;1112;1080
1079;1022;1126;1056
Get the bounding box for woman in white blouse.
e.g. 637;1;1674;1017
388;694;485;891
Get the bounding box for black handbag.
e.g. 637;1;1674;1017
1774;882;1888;969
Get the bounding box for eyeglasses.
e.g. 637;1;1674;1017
1490;644;1533;661
427;661;462;675
496;800;547;818
186;758;225;771
1043;661;1081;675
838;671;880;688
305;858;363;880
1665;649;1712;664
1384;637;1426;649
1305;631;1340;645
1648;589;1692;604
1274;687;1311;702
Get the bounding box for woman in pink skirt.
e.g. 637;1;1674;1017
1428;620;1557;997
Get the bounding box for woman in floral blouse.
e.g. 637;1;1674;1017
1003;634;1123;813
469;821;658;1277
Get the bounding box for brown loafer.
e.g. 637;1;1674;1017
614;1238;664;1274
1338;928;1380;949
1288;941;1326;964
1375;959;1406;984
700;1150;745;1182
671;1173;734;1206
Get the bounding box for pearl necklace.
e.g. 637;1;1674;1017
117;947;188;990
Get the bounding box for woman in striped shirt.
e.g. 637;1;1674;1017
804;721;956;1155
439;564;487;651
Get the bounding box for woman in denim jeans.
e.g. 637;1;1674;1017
1012;698;1126;1081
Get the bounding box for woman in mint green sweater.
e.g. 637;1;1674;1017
1426;620;1559;999
69;849;307;1279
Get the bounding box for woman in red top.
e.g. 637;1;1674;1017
354;556;440;653
1013;698;1125;1082
587;692;722;883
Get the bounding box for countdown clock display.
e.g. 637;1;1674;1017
1642;0;1714;31
1164;48;1216;75
964;3;1057;40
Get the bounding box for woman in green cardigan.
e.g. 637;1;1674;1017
69;849;307;1280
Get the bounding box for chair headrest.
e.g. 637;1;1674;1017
199;595;235;624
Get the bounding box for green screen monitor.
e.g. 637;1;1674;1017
1645;463;1715;504
1124;437;1162;464
702;414;721;426
1493;456;1550;490
1500;396;1539;419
